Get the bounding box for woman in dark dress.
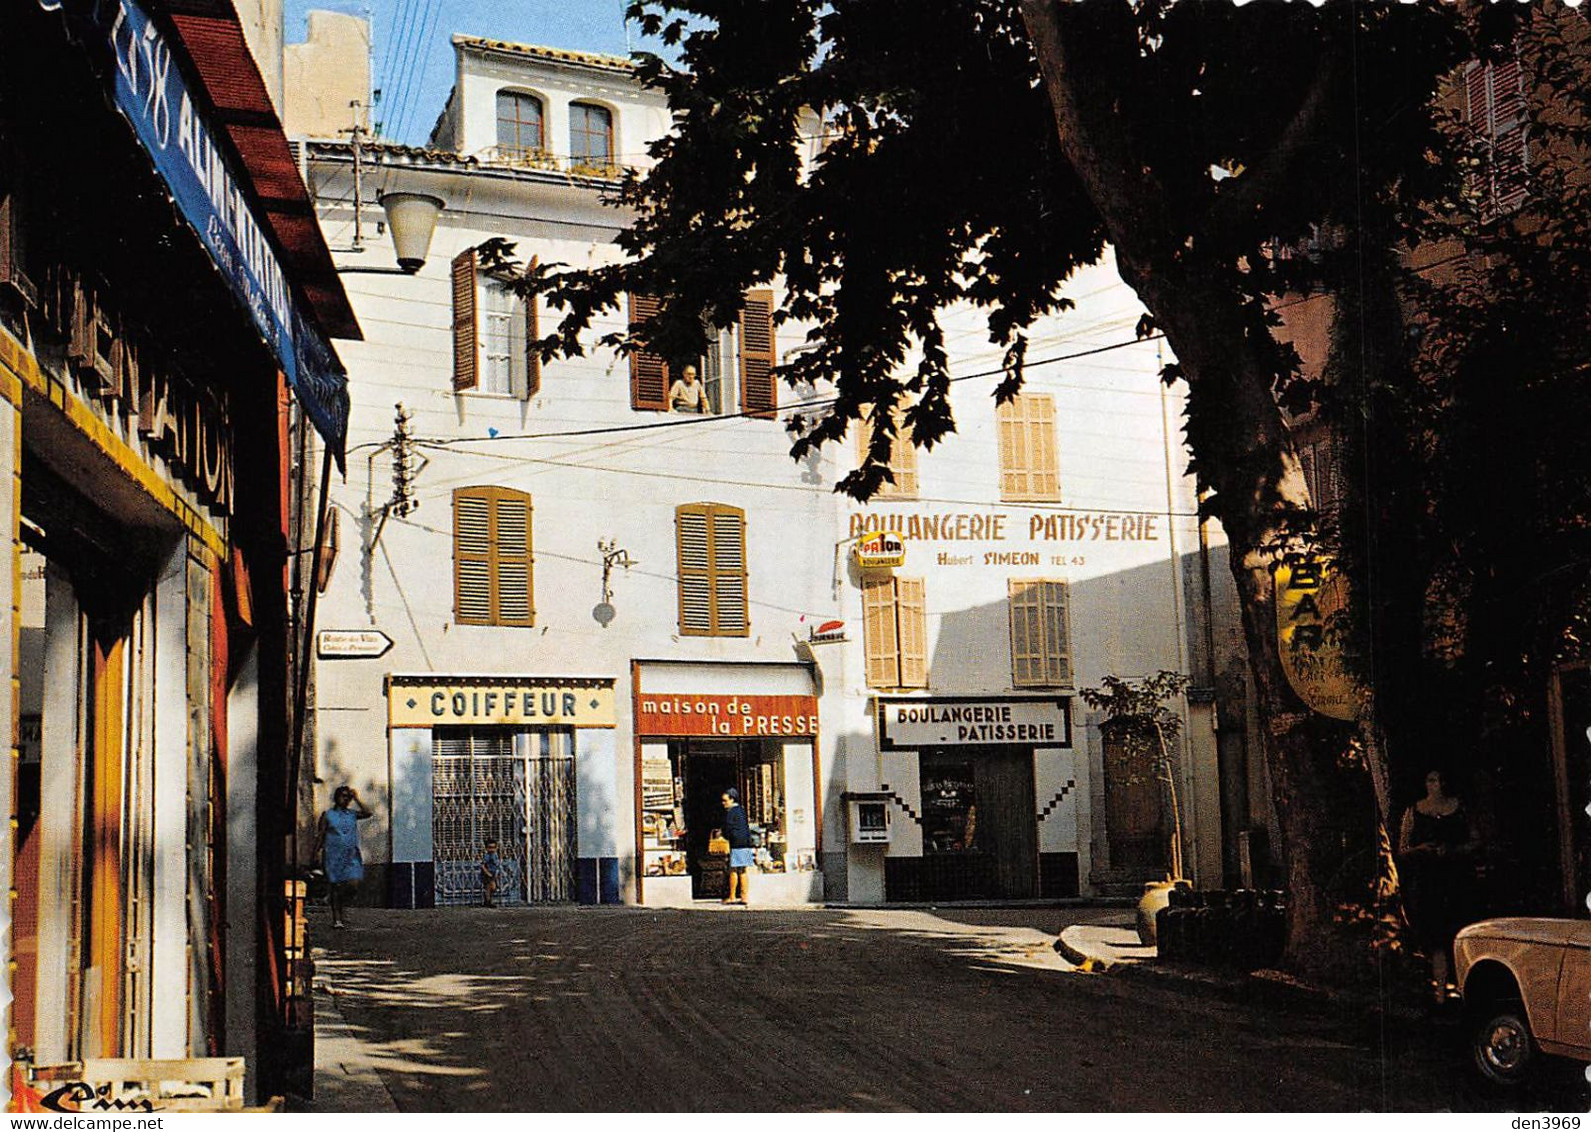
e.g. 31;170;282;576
1398;769;1480;1000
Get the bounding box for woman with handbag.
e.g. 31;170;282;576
720;788;754;905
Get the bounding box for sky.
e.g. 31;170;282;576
283;0;645;144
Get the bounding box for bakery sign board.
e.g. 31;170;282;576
854;531;906;569
877;696;1072;750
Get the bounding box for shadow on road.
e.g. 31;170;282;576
309;905;1586;1112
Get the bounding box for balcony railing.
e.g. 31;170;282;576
479;145;631;181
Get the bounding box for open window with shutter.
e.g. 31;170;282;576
1008;579;1071;688
675;502;748;636
738;288;777;419
996;394;1059;502
0;176;33;306
629;293;670;411
453;486;534;627
1465;57;1529;218
524;255;541;398
452;249;479;391
863;574;928;689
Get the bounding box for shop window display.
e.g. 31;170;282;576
642;738;815;899
922;757;978;854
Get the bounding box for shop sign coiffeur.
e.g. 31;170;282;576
637;694;819;737
388;678;617;728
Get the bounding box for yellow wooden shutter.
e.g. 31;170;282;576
493;491;534;626
862;574;900;689
454;487;533;626
997;398;1023;498
629;293;670;411
1030;395;1058;499
891;426;919;498
896;577;928;688
454;489;492;623
709;505;748;635
1009;578;1043;687
860;405;918;498
524;255;541;398
1040;580;1071;685
738;289;777;418
998;395;1058;501
452;249;478;391
1010;579;1070;687
676;505;713;635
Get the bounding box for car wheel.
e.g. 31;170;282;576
1472;999;1535;1088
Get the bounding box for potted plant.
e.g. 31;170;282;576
1079;671;1191;946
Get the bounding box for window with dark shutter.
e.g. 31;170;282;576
1465;57;1529;218
739;289;777;419
454;486;534;627
452;249;479;391
1009;579;1071;688
0;184;28;303
0;133;27;304
629;293;669;411
675;502;748;636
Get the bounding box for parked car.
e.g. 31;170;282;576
1454;917;1591;1087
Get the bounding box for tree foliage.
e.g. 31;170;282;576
505;0;1591;977
1335;9;1591;908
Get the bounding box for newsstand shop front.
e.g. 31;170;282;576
634;661;822;906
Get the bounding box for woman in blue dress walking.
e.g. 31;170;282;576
315;785;373;928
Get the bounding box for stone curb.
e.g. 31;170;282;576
1052;925;1119;972
308;979;401;1113
1054;923;1430;1025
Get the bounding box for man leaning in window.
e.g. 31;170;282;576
670;363;708;413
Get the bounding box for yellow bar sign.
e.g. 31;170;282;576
1274;557;1357;722
388;678;617;728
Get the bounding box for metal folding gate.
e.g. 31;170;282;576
432;729;576;905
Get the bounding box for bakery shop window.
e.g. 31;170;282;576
921;753;978;855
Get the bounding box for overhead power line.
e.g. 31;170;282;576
390;331;1171;451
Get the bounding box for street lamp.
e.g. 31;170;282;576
336;191;445;275
380;192;444;273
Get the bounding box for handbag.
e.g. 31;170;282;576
707;829;730;855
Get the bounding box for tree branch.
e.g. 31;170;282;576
1204;51;1340;237
1018;0;1178;257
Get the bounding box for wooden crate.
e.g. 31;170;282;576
29;1057;245;1112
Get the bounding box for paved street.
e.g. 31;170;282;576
307;904;1582;1112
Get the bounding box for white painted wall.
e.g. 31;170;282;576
830;257;1225;890
389;728;433;864
448;41;670;168
32;565;78;1063
224;645;261;1103
151;544;190;1057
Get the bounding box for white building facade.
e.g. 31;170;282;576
299;29;1265;910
